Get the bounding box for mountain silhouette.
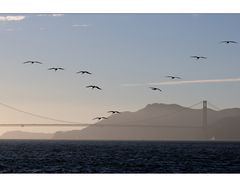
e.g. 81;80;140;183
52;103;240;140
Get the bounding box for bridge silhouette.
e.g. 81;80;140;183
0;100;220;128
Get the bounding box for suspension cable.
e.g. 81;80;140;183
0;101;81;124
0;100;206;126
208;102;221;111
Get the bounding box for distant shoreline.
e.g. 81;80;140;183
0;139;240;143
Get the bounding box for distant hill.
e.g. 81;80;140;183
52;103;240;140
0;131;53;139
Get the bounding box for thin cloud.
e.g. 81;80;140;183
36;14;48;17
122;78;240;87
37;14;64;17
150;78;240;85
5;28;23;32
72;24;89;27
52;14;64;17
0;16;26;22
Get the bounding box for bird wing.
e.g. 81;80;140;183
93;117;100;120
23;61;31;64
34;61;43;64
190;56;198;58
48;68;54;70
58;68;64;70
220;41;238;43
80;71;91;74
86;85;95;88
114;111;120;113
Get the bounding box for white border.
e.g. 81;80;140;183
0;0;239;13
0;174;238;187
0;0;239;186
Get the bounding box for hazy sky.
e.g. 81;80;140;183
0;14;240;130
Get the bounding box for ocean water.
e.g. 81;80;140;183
0;140;239;173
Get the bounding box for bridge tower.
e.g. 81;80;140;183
202;100;208;131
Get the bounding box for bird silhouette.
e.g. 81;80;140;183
23;61;43;64
48;67;65;71
93;117;108;120
166;76;181;80
86;85;102;90
149;87;162;91
108;111;121;114
190;56;207;60
76;71;92;75
220;41;238;44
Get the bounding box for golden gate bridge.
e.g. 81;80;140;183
0;100;220;128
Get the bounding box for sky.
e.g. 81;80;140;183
0;13;240;133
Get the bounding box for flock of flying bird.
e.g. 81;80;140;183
23;60;117;121
22;40;237;122
148;40;238;92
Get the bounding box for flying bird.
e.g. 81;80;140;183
220;41;238;44
166;76;181;80
149;87;162;91
190;56;207;60
86;85;102;90
108;111;121;114
76;71;92;75
48;67;65;71
93;117;108;120
23;61;43;64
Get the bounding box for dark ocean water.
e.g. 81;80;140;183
0;140;239;173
